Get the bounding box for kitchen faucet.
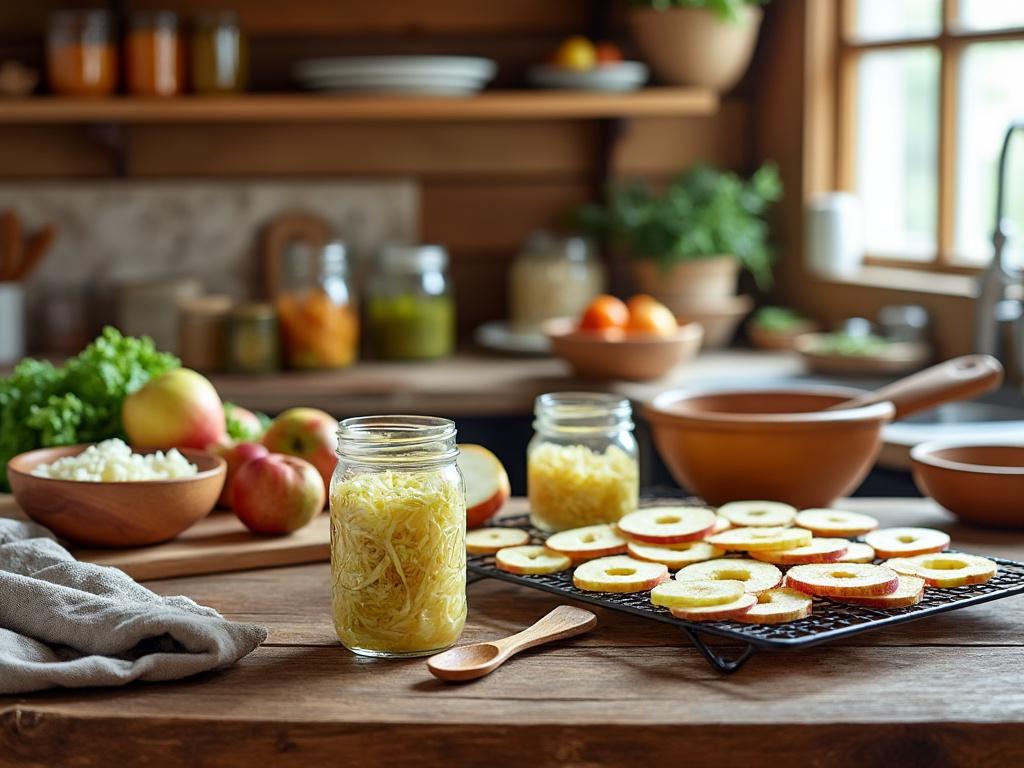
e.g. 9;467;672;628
974;120;1024;385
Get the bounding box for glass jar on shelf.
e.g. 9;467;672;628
366;245;456;360
274;240;358;370
527;392;639;532
47;10;117;96
191;10;248;95
226;302;280;373
508;233;605;332
126;10;183;96
330;415;466;657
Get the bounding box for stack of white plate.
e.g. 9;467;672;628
294;56;497;96
527;62;648;92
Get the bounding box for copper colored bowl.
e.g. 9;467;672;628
911;442;1024;529
645;386;896;507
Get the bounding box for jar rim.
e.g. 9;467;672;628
337;415;458;464
534;391;633;434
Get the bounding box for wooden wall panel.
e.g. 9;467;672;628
0;126;113;178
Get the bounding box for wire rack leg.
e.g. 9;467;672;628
681;627;756;673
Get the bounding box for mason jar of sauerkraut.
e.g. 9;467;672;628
527;392;639;532
330;415;466;657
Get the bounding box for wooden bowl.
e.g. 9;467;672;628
645;386;895;507
545;319;704;381
748;320;820;351
795;333;930;375
911;442;1024;529
674;295;753;349
6;445;226;547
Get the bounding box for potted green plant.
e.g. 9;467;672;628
747;306;819;350
626;0;767;91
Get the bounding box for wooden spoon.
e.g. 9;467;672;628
427;605;597;682
829;354;1004;420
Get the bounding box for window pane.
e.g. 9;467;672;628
955;42;1024;267
854;0;941;41
958;0;1024;31
855;48;939;259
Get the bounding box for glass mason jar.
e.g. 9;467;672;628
47;10;118;96
126;10;183;96
191;10;248;95
508;233;605;332
366;245;456;360
330;416;467;658
226;302;280;373
275;240;358;370
527;392;639;532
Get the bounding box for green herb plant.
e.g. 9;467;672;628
752;306;807;332
625;0;769;24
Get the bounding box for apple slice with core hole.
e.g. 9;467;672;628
466;527;530;555
669;593;758;622
545;524;627;561
707;526;813;552
841;574;925;608
495;545;570;575
573;556;669;593
785;563;899;597
864;527;950;559
884;553;997;588
616;506;717;544
627;541;724;569
711;515;732;534
794;508;879;537
717;500;797;528
650;579;746;608
457;444;511;528
750;538;849;565
736;588;813;624
675;558;782;595
837;541;876;564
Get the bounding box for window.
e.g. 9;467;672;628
838;0;1024;271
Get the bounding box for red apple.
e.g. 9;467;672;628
211;441;269;508
261;407;338;495
123;368;226;450
457;444;510;528
231;453;325;535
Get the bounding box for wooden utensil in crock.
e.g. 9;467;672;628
7;445;225;547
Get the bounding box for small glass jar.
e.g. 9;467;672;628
275;241;358;370
527;392;639;532
126;10;183;96
366;245;456;360
191;10;248;95
47;10;117;96
508;234;605;332
330;416;467;658
226;302;280;373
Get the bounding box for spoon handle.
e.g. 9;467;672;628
496;605;598;658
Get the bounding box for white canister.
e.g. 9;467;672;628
806;193;865;279
0;283;25;364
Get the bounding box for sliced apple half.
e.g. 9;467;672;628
785;563;899;598
884;553;997;588
841;574;925;608
627;541;724;569
736;587;813;624
794;508;879;537
707;526;813;552
668;593;757;622
675;558;782;595
495;545;571;575
864;527;950;559
651;578;746;609
573;556;669;593
457;444;511;529
545;524;627;561
466;527;530;555
616;506;717;544
750;538;849;565
717;500;797;528
837;541;877;564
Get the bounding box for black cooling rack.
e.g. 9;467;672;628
467;511;1024;673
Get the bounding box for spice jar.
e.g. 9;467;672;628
330;415;466;657
191;10;248;94
126;10;183;96
275;240;358;370
47;10;117;96
366;245;455;360
226;302;280;373
509;234;605;332
527;392;639;532
178;295;233;372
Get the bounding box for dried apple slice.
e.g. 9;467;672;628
627;540;724;569
711;515;732;534
750;538;849;565
785;563;899;598
669;593;757;622
573;555;670;593
466;527;530;555
794;508;879;537
495;545;570;575
884;553;997;588
616;506;717;544
841;575;925;608
736;587;813;624
545;524;627;561
717;500;797;528
650;578;745;609
864;527;950;559
675;558;783;595
837;541;876;564
707;526;813;552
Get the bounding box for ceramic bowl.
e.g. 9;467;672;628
794;333;930;375
748;320;820;351
545;318;704;381
674;295;754;349
6;444;226;547
911;442;1024;528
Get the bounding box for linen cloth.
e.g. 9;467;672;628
0;518;266;693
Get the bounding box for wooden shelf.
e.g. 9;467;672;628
0;88;718;124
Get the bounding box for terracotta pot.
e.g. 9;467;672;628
631;255;739;308
628;6;762;91
676;295;753;349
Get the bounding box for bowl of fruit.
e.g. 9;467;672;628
528;36;648;92
545;294;703;381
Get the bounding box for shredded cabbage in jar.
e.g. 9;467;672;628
330;468;466;655
528;442;638;532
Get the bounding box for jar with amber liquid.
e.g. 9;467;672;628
126;10;184;96
47;10;117;96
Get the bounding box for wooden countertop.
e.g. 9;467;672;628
4;498;1024;767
